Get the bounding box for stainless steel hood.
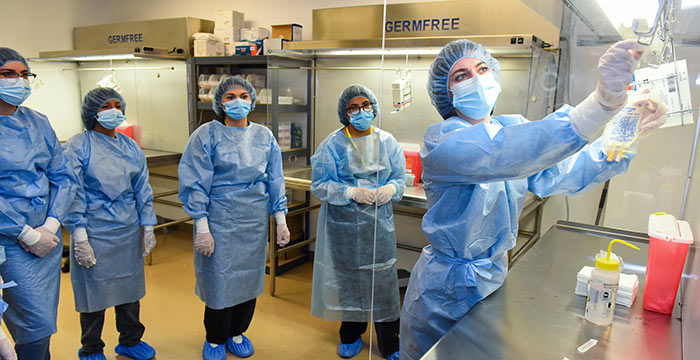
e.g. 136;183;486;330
37;17;213;61
288;0;561;54
283;35;548;56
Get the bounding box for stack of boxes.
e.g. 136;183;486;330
214;10;245;56
235;26;269;56
193;33;225;57
278;122;293;150
240;27;271;42
391;77;412;112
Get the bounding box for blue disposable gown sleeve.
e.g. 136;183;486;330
421;108;588;185
178;130;214;220
310;140;352;206
0;197;28;239
527;138;632;198
266;138;288;215
386;137;407;201
61;136;88;234
133;148;157;226
45;127;77;223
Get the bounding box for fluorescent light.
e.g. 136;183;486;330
682;0;700;9
71;54;137;61
321;48;443;56
597;0;659;29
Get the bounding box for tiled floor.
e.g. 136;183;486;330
46;226;387;359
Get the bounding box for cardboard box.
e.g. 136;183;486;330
234;40;263;56
214;10;244;29
263;38;286;54
214;27;237;44
225;43;236;56
271;24;302;41
240;27;271;41
194;39;224;56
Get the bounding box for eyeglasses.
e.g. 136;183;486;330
346;102;373;116
0;70;37;84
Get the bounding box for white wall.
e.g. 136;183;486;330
3;0;443;142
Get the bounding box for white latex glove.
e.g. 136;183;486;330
276;224;290;247
596;39;646;110
274;212;290;247
72;228;96;268
142;226;156;256
346;187;376;204
0;329;16;360
637;97;667;138
18;225;59;258
194;218;214;257
376;184;397;205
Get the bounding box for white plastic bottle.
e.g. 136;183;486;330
585;239;639;325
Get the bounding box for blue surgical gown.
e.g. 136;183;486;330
310;127;406;322
178;121;287;309
400;107;633;360
0;106;76;344
62;131;156;313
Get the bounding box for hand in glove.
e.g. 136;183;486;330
18;225;59;258
274;212;290;247
276;224;291;247
194;218;214;257
346;186;376;204
596;39;646;110
0;329;16;360
636;97;667;138
142;226;156;256
376;184;397;205
72;228;96;268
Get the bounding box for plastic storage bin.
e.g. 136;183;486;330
643;212;694;314
399;142;422;185
115;123;141;146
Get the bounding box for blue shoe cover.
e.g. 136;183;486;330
114;341;156;360
387;351;400;360
337;337;363;358
202;341;226;360
226;334;254;358
78;349;106;360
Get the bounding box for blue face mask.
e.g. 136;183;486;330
349;111;374;131
0;78;31;106
223;99;252;120
450;72;501;120
95;108;126;129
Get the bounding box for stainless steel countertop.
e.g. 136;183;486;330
283;166;429;207
421;225;682;360
143;148;181;165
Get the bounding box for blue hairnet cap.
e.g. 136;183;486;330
81;88;126;130
213;76;257;116
428;39;501;119
0;47;30;71
337;84;379;126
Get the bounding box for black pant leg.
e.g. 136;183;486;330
375;319;400;358
15;336;51;360
204;306;233;344
79;310;106;355
229;298;257;337
339;321;368;344
115;301;146;347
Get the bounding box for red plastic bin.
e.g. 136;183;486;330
403;150;421;185
643;212;694;314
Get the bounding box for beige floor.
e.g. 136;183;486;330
47;227;389;359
